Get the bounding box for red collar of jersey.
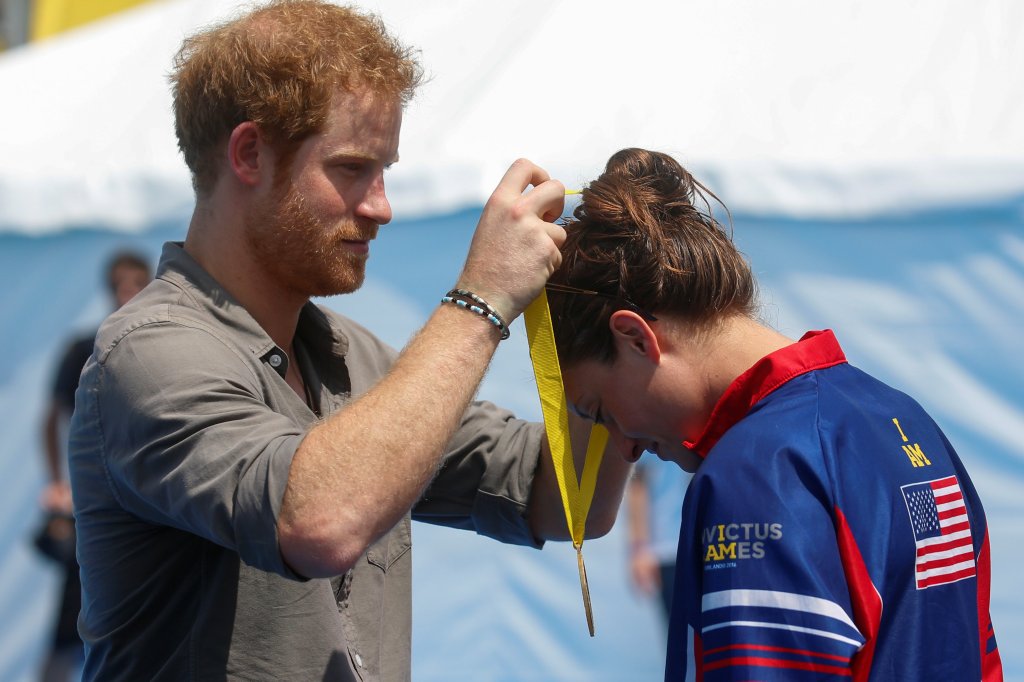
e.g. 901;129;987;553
684;329;848;458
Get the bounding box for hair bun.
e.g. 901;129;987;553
577;147;701;240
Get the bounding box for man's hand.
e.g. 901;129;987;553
456;159;566;322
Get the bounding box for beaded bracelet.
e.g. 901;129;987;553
441;288;510;340
449;288;505;322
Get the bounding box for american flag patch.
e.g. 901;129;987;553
900;475;976;589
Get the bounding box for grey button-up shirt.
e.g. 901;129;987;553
69;242;544;681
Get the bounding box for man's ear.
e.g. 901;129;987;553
609;310;661;364
226;121;267;187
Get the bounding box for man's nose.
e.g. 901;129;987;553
356;174;392;226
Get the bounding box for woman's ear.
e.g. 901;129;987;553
609;310;661;365
226;121;267;187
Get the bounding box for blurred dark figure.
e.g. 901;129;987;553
34;250;151;682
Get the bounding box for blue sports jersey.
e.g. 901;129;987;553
665;330;1002;681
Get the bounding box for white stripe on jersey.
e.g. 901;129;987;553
702;619;863;648
702;589;858;631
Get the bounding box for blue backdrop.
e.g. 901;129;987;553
1;196;1021;680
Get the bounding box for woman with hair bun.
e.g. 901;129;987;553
547;148;1002;680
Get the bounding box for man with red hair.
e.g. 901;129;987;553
67;2;629;680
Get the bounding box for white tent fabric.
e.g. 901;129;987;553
1;0;1023;233
1;2;1022;681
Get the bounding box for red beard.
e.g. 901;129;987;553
246;180;378;299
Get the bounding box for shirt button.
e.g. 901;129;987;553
269;354;283;367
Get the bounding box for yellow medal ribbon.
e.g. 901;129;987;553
524;288;609;636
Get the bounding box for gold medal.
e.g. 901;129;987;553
576;544;594;637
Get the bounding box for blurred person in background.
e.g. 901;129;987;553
625;455;688;626
548;147;1002;680
66;2;628;680
34;250;150;682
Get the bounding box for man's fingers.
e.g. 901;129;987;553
522;178;567;225
490;159;565;225
458;158;569;321
494;158;551;196
543;220;567;249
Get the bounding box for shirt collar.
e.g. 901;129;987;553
685;329;848;457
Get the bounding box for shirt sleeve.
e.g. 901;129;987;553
91;320;302;577
679;443;866;680
413;400;545;548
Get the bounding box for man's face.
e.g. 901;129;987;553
247;88;403;298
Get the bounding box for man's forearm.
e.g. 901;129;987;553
278;303;500;578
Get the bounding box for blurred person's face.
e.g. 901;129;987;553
110;264;150;308
246;88;402;298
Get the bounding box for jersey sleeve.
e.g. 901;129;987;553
676;442;865;680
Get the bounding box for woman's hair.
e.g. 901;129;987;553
549;148;757;365
171;0;424;196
